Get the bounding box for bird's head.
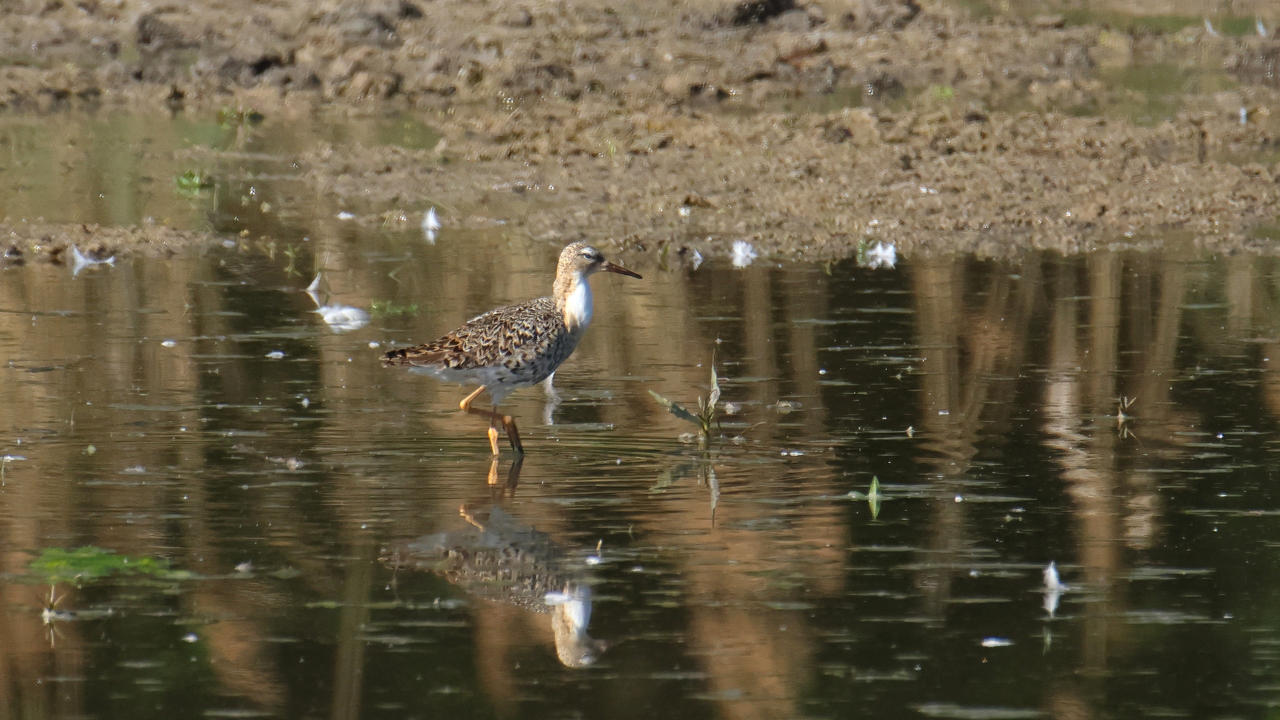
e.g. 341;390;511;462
559;242;642;280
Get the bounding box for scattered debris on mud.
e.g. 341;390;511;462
3;0;1280;261
0;221;223;266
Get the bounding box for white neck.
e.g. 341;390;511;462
563;275;593;331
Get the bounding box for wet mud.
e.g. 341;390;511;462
4;0;1280;261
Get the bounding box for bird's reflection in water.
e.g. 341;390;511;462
485;456;523;497
387;488;606;668
540;374;562;427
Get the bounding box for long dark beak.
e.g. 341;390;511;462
604;261;642;279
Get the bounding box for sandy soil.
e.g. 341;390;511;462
4;0;1280;261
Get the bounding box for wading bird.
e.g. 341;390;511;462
383;242;642;454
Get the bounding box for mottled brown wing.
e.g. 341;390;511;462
381;343;446;367
382;297;560;371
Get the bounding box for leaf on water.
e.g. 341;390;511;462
648;390;701;426
867;476;882;520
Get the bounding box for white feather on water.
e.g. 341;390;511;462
422;206;441;243
71;245;115;277
316;305;370;332
864;242;897;269
305;272;370;332
1043;561;1067;618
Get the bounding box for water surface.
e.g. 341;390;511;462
2;113;1280;720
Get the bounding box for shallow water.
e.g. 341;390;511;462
4;113;1280;719
6;233;1280;719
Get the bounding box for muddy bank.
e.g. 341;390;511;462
4;0;1280;261
0;220;223;268
308;101;1280;262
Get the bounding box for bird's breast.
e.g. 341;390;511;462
561;280;593;332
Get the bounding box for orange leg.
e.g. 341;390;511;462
458;387;524;455
459;386;487;413
499;408;524;455
485;455;524;495
460;504;486;530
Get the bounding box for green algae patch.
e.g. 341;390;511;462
29;546;178;585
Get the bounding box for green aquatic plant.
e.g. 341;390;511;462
175;169;214;195
1117;395;1140;442
866;476;881;520
281;242;302;277
650;459;721;526
846;476;882;520
29;546;174;586
370;300;420;317
854;237;871;265
650;358;724;525
649;360;721;447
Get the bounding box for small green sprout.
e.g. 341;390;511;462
282;243;301;277
175;170;214;195
649;360;721;447
847;476;882;520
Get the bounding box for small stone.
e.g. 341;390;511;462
682;193;714;208
725;0;795;26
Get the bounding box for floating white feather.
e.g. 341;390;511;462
422;206;441;243
865;241;897;270
71;245;115;277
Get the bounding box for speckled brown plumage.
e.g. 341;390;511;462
385;505;606;667
383;296;581;398
382;241;642;455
